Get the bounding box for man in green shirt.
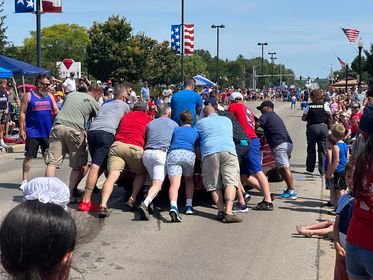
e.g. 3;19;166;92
45;83;102;202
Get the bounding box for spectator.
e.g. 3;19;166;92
195;105;242;223
137;104;178;220
62;72;76;94
104;79;113;96
19;74;59;191
171;77;202;125
0;79;9;149
140;81;150;102
162;84;173;105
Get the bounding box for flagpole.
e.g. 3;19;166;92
181;0;184;84
36;0;42;67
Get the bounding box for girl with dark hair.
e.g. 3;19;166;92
345;106;373;280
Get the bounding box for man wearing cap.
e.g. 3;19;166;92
104;80;113;96
45;83;101;201
228;92;273;210
195;105;243;223
98;101;152;218
63;72;76;94
140;81;150;102
171;77;202;125
350;103;363;139
256;100;296;199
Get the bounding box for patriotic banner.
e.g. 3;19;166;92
337;57;347;69
341;28;359;43
42;0;62;13
171;24;195;55
15;0;35;13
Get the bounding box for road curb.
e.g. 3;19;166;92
5;144;25;153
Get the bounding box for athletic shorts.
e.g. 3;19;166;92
167;149;196;177
25;137;49;158
87;130;114;169
142;149;167;181
241;137;262;175
273;142;293;168
202;152;239;192
346;242;373;279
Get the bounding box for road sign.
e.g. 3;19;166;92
56;59;81;79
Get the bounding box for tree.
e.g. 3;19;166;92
86;16;132;81
0;1;7;53
21;24;89;74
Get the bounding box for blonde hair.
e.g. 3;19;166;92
331;124;345;140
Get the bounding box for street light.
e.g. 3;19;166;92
258;42;268;90
358;38;363;88
211;24;225;85
268;52;277;87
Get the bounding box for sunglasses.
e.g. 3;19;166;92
40;82;51;87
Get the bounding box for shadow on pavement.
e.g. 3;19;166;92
278;206;331;215
0;183;20;190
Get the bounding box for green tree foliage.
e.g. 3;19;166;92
0;1;7;53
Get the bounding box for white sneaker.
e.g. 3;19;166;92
0;142;9;149
19;180;27;191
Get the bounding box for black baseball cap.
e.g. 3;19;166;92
257;100;274;110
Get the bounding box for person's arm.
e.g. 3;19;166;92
48;93;59;115
301;106;309;121
327;145;339;178
19;93;30;140
196;94;202;115
333;216;346;257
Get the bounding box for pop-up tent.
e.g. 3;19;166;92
0;66;13;78
0;55;50;77
193;75;216;87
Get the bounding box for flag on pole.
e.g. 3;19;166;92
171;24;195;55
184;24;194;55
42;0;62;13
341;28;359;43
15;0;35;13
337;57;347;69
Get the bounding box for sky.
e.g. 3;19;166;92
3;0;373;79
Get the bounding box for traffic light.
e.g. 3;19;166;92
300;76;302;81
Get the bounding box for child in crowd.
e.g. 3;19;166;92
326;124;349;204
325;134;337;208
333;161;355;280
290;94;297;109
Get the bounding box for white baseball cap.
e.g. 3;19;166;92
229;92;243;101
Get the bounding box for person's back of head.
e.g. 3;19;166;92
179;110;193;125
158;103;171;117
203;105;216;117
113;84;128;100
331;123;346;141
183;77;196;90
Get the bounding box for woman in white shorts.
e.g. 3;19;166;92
167;111;199;222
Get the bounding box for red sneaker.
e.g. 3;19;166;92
78;200;100;212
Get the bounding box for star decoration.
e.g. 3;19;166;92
26;0;34;8
17;0;24;4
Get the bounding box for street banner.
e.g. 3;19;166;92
42;0;62;13
56;59;81;79
171;25;181;54
15;0;35;13
171;24;195;55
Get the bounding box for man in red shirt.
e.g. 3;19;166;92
350;103;362;139
228;92;273;210
98;101;152;218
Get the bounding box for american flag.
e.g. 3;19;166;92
342;28;359;43
171;24;194;55
337;57;347;69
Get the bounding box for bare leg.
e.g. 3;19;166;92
82;164;102;202
307;225;334;236
22;156;32;181
128;172;147;202
255;171;272;202
100;171;121;208
241;174;261;191
169;175;182;202
305;219;334;230
279;167;294;190
69;168;83;192
236;181;245;205
143;179;163;206
45;165;57;177
184;175;194;200
225;185;237;215
210;190;224;212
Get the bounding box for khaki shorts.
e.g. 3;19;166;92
202;152;239;192
45;125;88;169
107;141;146;174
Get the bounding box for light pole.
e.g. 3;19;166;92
211;24;225;85
181;0;184;83
268;52;276;87
358;38;363;88
258;42;268;90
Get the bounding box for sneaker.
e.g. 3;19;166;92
280;189;298;200
169;206;182;222
137;202;150;221
232;204;249;213
0;142;9;149
125;198;136;211
98;206;110;218
223;214;243;223
185;206;194;215
252;200;274;211
244;193;251;204
79;200;100;212
19;180;27;191
217;211;225;221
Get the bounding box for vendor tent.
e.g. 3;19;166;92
193;75;216;87
0;55;50;77
0;66;13;78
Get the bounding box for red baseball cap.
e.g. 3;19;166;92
107;80;112;84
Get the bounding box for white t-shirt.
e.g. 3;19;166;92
63;78;76;93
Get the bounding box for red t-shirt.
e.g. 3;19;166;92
350;111;362;133
228;102;257;139
115;111;152;148
347;168;373;250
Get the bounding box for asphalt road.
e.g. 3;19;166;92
0;100;335;280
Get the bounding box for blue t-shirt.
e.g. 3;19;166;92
258;111;292;149
336;142;348;173
26;91;53;138
169;126;199;153
336;193;353;235
195;113;236;160
171;89;202;125
141;87;150;101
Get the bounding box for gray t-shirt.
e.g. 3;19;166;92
145;117;178;150
89;100;130;135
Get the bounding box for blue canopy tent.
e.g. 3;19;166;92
0;55;50;78
0;67;13;78
193;75;216;87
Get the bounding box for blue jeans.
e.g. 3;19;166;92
346;242;373;279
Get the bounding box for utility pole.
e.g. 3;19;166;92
257;42;268;90
268;52;276;87
36;0;42;67
180;0;184;83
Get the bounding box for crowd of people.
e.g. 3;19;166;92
0;72;372;279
